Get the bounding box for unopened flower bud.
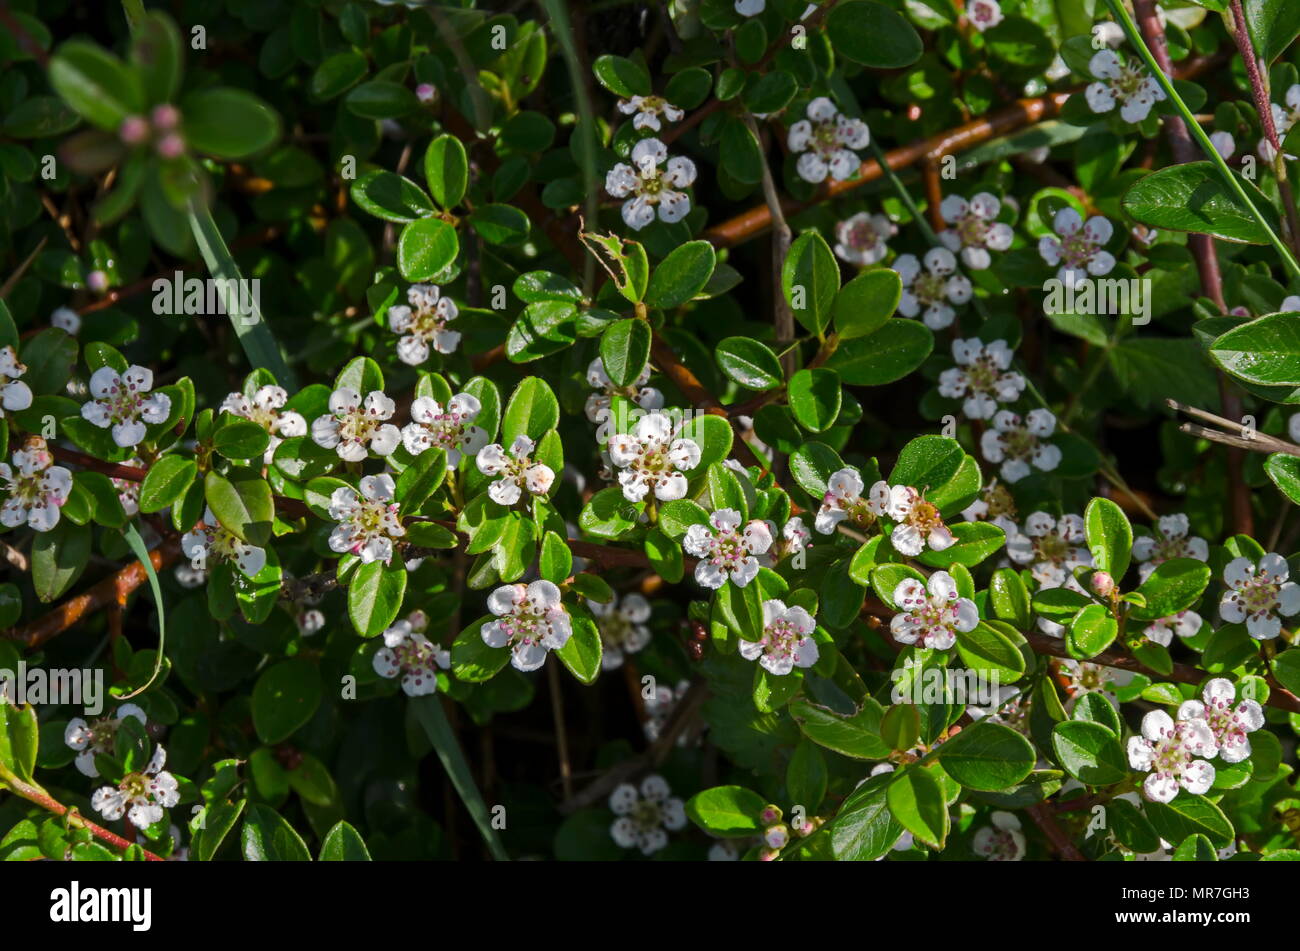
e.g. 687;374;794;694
151;104;181;130
416;83;436;103
86;270;109;294
759;804;781;825
119;115;149;145
156;133;186;159
763;823;789;850
1090;571;1115;598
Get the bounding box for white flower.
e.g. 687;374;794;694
607;411;700;503
80;365;171;448
1143;610;1203;647
297;608;325;635
0;440;72;533
889;571;979;650
938;338;1025;420
400;392;487;466
476;435;555;505
1005;512;1091;588
937;193;1014;270
961;480;1018;535
1209;130;1236;160
51;306;81;335
1285;295;1300;316
64;703;147;778
1127;709;1217;803
683;509;773;589
609;775;686;855
643;678;691;743
311;387;401;461
481;580;572;672
813;467;888;534
387;283;460;365
605;138;696;230
708;839;743;861
883;485;956;557
91;745;180;828
1057;659;1131;701
181;506;267;578
327;474;405;564
220;384;307;464
833;212;896;266
1178;678;1264;765
374;611;450;696
787;97;870;184
979;408;1061;482
585;358;663;424
967;0;1003;31
894;248;972;330
1219;552;1300;640
590;593;653;670
1258;84;1300;161
739;599;819;676
174;563;206;588
735;0;765;16
0;346;33;419
617;95;684;132
113;464;141;517
1132;513;1209;582
1038;208;1116;289
1084;49;1165;123
973;811;1025;860
782;516;812;554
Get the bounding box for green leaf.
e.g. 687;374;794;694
824;320;934;385
1145;796;1234;849
1129;558;1212;622
350;169;436;223
0;700;39;785
956;622;1027;682
658;499;710;539
599;319;652;388
1084;497;1132;578
787;739;828;810
989;568;1032;629
539;531;573;583
1050;719;1127;785
1274;648;1300;694
398;217;459;281
502;377;560;443
469;204;530;246
592;54;650;97
318;821;372;861
1211;312;1300;386
937;720;1036;791
684;785;766;836
1106;797;1162;854
984;16;1054;69
886;766;948;848
396;448;447;515
1068;603;1119;658
556;608;602;684
826;0;923;68
880;703;920;751
789;697;890;759
645;241;716;309
716;337;784;390
251;660;322;745
347;561;407;638
345;80;418;119
181;88;281;159
833;269;902;340
916;521;1005;568
1172;833;1218;861
213;418;271;461
831;774;904;860
1122;162;1280;245
309;50;368;100
48;40;141;132
32;521;91;602
241;803;312;861
137;456;195;515
1266;452;1300;505
204;469;273;546
132;12;181;103
1244;0;1300;64
424;134;468;209
782;231;839;335
787;368;842;433
452;617;511;682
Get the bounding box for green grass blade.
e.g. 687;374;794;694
116;525;167;700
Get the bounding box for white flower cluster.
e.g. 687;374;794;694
606;139;697;230
788;97;869;184
814;467;957;557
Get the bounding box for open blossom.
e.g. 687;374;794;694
735;0;764;15
481;580;572;672
477;435;555;505
961;479;1017;535
311;387;400;461
973;811;1025;861
0;346;32;418
0;440;71;532
787;97;870;184
967;0;1003;31
91;745;179;828
114;464;141;517
883;484;956;557
643;678;691;743
51;306;81;335
814;467;885;534
1127;709;1217;803
980;408;1061;483
1038;209;1116;289
1057;659;1132;703
220;384;307;463
891;571;978;650
778;516;811;558
64;703;146;778
937;193;1014;270
740;600;819;676
181;506;267;578
939;338;1025;420
683;509;773;589
1259;84;1300;161
607;411;700;503
1178;679;1264;764
609;775;686;855
590;593;653;670
617;95;683;132
894;248;972;330
1006;512;1090;588
328;474;405;564
400;392;487;465
1085;49;1165;123
374;611;450;696
1209;130;1236;160
1132;514;1208;581
80;365;171;448
585;358;663;424
387;283;460;365
1219;552;1300;639
1143;610;1203;647
605;138;696;230
833;211;895;266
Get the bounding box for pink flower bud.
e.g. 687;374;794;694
1090;571;1115;597
156;133;186;160
151;104;181;130
759;805;781;825
119;116;149;145
416;83;436;103
86;270;109;294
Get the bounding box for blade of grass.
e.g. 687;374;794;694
115;524;166;699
